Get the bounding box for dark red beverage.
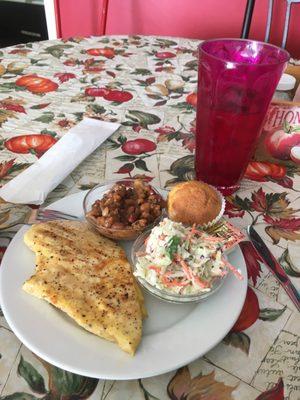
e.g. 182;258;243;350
195;39;289;195
196;107;267;191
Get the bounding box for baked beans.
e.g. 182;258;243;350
87;180;165;230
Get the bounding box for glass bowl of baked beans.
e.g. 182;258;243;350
83;179;166;240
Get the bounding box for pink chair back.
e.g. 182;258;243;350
55;0;300;58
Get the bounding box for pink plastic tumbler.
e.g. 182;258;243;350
195;39;289;195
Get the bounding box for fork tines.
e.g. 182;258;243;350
27;209;79;224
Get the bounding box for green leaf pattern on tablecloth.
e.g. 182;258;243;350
17;356;46;394
278;248;300;277
259;306;287;321
1;393;39;400
223;332;251;355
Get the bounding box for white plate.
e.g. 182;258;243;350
0;190;247;380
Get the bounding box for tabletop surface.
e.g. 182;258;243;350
0;35;299;400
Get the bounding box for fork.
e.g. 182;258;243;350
27;208;80;224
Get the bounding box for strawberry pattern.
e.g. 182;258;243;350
0;36;299;400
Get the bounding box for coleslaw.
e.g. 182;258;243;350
134;218;242;295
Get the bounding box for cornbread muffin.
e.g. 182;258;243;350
167;180;222;225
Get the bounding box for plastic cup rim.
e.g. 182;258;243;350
198;38;290;67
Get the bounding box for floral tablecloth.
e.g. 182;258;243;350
0;35;299;400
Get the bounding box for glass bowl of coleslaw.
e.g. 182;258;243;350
131;218;238;303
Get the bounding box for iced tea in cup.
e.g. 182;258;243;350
195;39;289;195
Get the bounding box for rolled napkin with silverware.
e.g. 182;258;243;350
0;118;120;205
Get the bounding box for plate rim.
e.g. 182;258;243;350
0;190;248;380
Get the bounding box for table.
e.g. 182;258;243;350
0;35;299;400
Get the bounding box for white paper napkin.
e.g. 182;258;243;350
0;118;120;205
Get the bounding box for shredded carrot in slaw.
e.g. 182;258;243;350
148;265;161;273
161;275;189;287
192;275;210;289
222;258;244;280
175;254;209;288
175;254;193;280
149;263;190;288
